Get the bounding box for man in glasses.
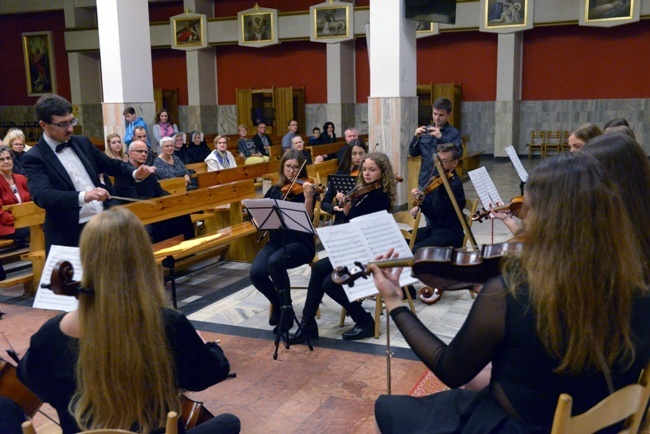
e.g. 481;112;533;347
23;94;156;253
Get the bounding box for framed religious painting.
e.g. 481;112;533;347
171;12;208;50
480;0;534;33
579;0;640;28
22;31;57;96
416;21;440;39
310;1;354;43
238;5;279;48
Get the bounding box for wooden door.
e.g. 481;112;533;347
274;87;294;134
236;88;252;130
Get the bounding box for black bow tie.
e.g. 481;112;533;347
55;141;71;153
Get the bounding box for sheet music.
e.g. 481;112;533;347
33;245;82;312
468;167;503;209
317;211;417;301
505;146;529;183
243;198;315;234
243;198;281;230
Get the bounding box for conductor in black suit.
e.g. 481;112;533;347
23;94;156;254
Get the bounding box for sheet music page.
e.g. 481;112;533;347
505;146;529;183
33;245;82;312
316;223;377;301
468;167;503;209
243;198;281;231
350;211;418;287
276;199;315;234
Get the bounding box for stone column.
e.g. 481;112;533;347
494;32;523;157
368;0;418;206
96;0;155;142
64;0;103;138
326;41;357;133
184;0;218;134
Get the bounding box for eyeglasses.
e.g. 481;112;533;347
49;118;78;130
131;149;149;154
0;157;12;162
284;165;300;171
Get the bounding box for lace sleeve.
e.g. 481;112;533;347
390;277;507;387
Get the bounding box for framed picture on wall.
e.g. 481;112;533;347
580;0;640;27
22;31;57;96
416;21;440;38
171;12;207;50
480;0;533;33
310;2;354;43
238;5;279;47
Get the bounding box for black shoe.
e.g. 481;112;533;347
269;304;280;326
272;310;294;335
342;316;375;341
288;317;319;344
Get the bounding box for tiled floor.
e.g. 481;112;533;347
0;156;539;433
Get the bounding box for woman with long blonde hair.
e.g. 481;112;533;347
104;133;128;162
18;209;240;434
370;152;650;432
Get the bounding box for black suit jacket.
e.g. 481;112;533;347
22;135;137;252
114;173;169;201
251;134;272;156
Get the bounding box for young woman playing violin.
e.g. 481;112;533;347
320;139;368;224
290;152;397;344
410;143;465;251
370;152;650;433
249;150;319;334
17;209;240;434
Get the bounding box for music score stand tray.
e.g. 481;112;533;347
244;198;316;360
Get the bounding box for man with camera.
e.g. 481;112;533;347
408;97;462;192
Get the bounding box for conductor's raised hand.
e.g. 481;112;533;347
368;248;403;312
134;164;156;180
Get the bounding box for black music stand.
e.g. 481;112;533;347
327;174;357;195
244;198;316;359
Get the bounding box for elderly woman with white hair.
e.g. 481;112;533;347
153;136;192;188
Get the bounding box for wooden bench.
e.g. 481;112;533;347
196;160;280;188
458;150;485;179
305;140;346;160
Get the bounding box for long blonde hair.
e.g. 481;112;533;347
504;153;647;374
104;133;127;162
71;209;179;432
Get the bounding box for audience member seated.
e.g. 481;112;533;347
251;122;272;156
205;135;237;171
291;135;323;165
154;136;193;189
568;122;602;152
370;152;650;433
151;108;178;154
237;124;269;165
17;208;240;434
321;121;337;143
104;133;128;162
308;127;322;145
335;128;360;163
186;130;211;164
115;140;194;243
282;119;299;152
0;145;30;245
604;125;636;140
2;129;28;175
172;132;191;164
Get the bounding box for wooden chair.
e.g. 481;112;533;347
550;361;650;434
545;130;563;157
527;130;546;159
338;210;421;338
462;198;479;249
21;411;179;434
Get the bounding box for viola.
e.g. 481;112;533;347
181;395;215;430
472;196;526;222
412;172;454;207
280;177;324;200
0;358;43;418
349;169;359;177
331;241;523;291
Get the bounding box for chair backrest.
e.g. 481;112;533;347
546;130;562;144
530;130;546;144
550;361;650;434
462;198;479;248
392;210;421;250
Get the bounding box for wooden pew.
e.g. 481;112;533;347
158;177;188;194
4;180;262;294
305;140;346;160
196;160;280;188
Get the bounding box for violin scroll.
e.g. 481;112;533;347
331;263;369;286
42;260;93;297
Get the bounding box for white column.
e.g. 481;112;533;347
368;0;418;206
494;32;523;157
326;41;356;132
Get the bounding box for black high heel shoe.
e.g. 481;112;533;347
288;317;319;344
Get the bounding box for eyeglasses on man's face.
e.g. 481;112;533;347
49;118;79;130
131;149;149;154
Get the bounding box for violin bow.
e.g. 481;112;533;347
433;155;479;250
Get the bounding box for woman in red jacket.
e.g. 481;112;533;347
0;145;30;244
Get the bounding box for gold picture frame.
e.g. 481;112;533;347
416;21;440;38
310;2;354;43
238;5;279;48
22;31;57;96
580;0;639;27
171;13;207;50
480;0;533;33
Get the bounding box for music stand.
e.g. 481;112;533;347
327;174;357;195
243;198;316;359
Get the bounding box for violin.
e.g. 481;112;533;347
472;196;526;222
412;172;454;207
338;181;381;206
0;358;43;418
349;168;359;177
280;177;324;200
331;241;523;291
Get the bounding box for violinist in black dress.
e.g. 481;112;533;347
249;150;319;333
290;152;397;343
